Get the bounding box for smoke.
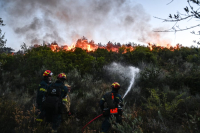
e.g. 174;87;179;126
104;62;140;98
1;0;171;47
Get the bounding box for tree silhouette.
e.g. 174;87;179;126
0;18;7;49
155;0;200;34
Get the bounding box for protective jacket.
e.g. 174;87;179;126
99;90;123;112
36;79;51;109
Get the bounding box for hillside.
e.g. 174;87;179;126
0;44;200;133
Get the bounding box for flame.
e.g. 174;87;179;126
148;42;180;51
87;45;91;51
50;42;59;52
62;43;76;51
33;36;181;53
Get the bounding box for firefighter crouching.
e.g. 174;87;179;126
99;82;123;133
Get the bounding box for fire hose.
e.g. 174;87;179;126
82;105;123;132
81;114;103;132
82;96;124;132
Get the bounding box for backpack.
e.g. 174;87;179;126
103;92;123;116
43;84;63;114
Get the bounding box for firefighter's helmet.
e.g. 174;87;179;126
43;70;53;77
57;73;67;80
111;82;120;90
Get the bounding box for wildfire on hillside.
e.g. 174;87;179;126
33;36;180;53
148;43;180;51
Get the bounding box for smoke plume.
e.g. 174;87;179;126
1;0;171;47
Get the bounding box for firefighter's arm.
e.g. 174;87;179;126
62;86;68;102
65;84;71;92
116;94;123;107
63;86;68;97
39;83;47;93
39;83;48;102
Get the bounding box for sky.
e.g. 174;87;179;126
1;0;200;51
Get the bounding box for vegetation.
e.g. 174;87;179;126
0;43;200;133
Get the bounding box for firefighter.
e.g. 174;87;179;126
99;82;123;133
36;70;53;122
44;73;69;132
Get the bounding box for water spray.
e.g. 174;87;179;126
123;66;140;99
105;62;140;98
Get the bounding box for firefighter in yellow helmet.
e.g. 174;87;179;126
99;82;123;133
36;70;53;122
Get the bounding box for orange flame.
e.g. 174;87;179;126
33;36;180;53
148;42;180;51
